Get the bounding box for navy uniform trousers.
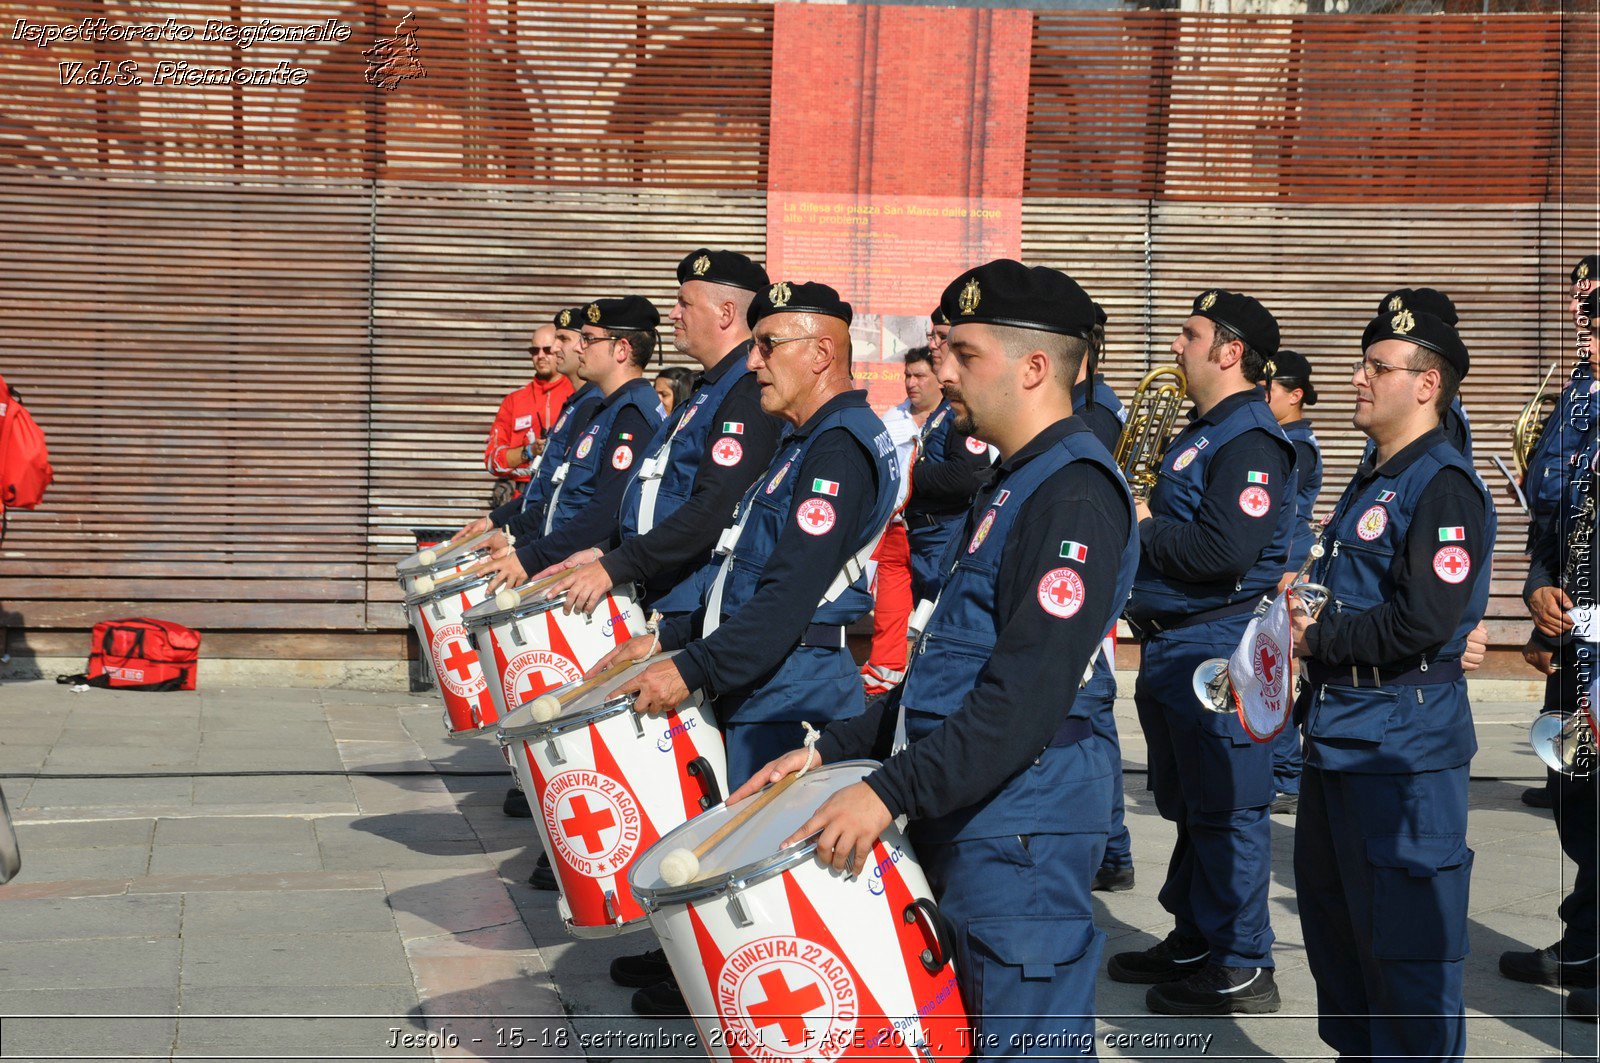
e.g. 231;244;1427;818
1295;755;1472;1061
1133;612;1276;967
914;741;1113;1060
1083;660;1132;868
1548;637;1598;962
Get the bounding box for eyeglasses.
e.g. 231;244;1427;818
752;334;817;357
528;346;557;356
578;333;618;350
1353;355;1425;380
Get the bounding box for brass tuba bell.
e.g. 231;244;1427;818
1512;363;1559;477
1114;365;1187;500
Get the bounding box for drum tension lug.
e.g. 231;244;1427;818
603;889;620;925
545;737;566;766
509;620;526;648
630;712;646;739
726;887;754;928
687;757;723;809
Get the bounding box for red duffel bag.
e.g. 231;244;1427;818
59;618;201;691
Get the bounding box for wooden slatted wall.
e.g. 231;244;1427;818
0;3;1589;658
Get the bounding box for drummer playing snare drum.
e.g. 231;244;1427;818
730;260;1139;1061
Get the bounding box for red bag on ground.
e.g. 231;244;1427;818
61;619;202;691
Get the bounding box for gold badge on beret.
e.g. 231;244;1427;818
1391;309;1416;335
586;303;601;324
1387;295;1405;312
558;309;572;328
1264;359;1278;378
958;277;981;316
1581;261;1591;280
1199;291;1218;311
769;282;792;308
692;254;711;277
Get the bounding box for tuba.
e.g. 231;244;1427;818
1512;364;1559;477
1114;365;1187;499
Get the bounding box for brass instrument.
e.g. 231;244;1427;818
1512;363;1560;477
1528;476;1597;776
1114;365;1187;499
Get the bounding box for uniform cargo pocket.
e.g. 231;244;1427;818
1307;684;1399;745
1367;834;1473;962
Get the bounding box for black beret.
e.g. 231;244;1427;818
1378;287;1458;327
553;306;587;331
1093;301;1107;327
1575;256;1598;284
676;248;768;293
747;281;852;328
1190;289;1279;357
1265;348;1318;406
1363;308;1468;378
939;259;1095;338
583;296;660;333
931;306;950;327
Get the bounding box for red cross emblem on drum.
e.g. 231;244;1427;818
1253;630;1284;700
1037;567;1085;619
540;770;642;878
1432;546;1471;584
719;936;859;1061
504;650;583;707
796;498;836;536
429;623;487;698
712;436;744;467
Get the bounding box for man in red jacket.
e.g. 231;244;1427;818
484;323;576;506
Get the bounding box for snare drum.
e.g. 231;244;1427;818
496;652;727;937
630;762;969;1062
394;529;498;599
462;571;645;728
404;571;497;737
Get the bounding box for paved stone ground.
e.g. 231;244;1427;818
0;677;1593;1061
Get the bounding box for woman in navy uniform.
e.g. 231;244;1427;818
1289;308;1494;1061
734;260;1139;1059
1498;289;1599;1021
1112;289;1295;1015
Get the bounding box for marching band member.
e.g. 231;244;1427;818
1499;288;1598;1021
1260;348;1322;817
539;250;782;618
1073;308;1136;893
858;350;926;696
594;281;901;1017
1112;289;1294;1015
904;307;997;604
733;259;1137;1059
479;297;666;591
1289;308;1493;1060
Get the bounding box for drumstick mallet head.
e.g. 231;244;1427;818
413;574;435;594
417;549;437;566
529;692;563;723
494;587;521;611
657;771;804;887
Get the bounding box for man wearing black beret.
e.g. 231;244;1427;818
539;249;783;625
1372;288;1471;458
1113;289;1296;1015
733;259;1139;1056
1288;307;1494;1060
478;296;667;589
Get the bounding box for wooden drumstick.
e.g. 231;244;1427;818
527;657;641;723
659;771;803;887
414;555;497;595
492;568;577;612
418;527;496;567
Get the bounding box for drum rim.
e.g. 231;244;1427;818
494;651;683;744
403;571;493;608
630;760;879;909
461;589;573;628
397;545;491;579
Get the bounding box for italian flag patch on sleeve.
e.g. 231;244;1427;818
1438;526;1466;542
1060;541;1089;563
1247;471;1269;485
722;421;744;435
812;478;840;496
